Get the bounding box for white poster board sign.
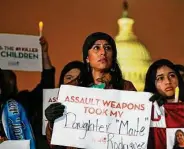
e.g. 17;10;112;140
51;85;152;149
42;88;59;135
0;140;30;149
0;34;42;71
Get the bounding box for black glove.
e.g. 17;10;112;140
149;94;167;106
45;103;65;124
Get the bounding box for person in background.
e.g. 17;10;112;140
58;61;87;86
144;59;184;105
175;64;184;82
144;59;184;149
0;69;7;143
45;32;136;149
1;36;55;149
45;60;87;149
0;69;36;149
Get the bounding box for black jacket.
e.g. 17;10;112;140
16;68;55;149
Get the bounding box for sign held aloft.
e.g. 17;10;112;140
0;34;42;71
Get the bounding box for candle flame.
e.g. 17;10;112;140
39;21;43;31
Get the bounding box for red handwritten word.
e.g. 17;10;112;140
92;137;106;144
103;100;145;111
65;96;100;106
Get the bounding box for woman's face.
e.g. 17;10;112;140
63;68;80;85
86;40;113;71
155;66;178;97
176;131;184;145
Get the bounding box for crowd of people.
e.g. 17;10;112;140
0;32;184;149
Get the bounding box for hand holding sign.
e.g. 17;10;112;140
39;36;48;53
45;103;65;128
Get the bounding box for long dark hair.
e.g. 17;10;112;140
82;32;124;90
144;59;184;101
175;64;184;72
173;129;184;149
59;60;87;87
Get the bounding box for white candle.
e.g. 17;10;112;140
174;86;179;102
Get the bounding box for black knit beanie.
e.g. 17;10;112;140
82;32;117;63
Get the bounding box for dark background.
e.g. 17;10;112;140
0;0;184;90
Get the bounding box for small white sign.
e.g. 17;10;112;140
42;88;59;135
150;105;166;128
51;85;152;149
0;140;30;149
0;34;42;71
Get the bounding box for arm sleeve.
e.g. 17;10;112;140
26;67;55;107
30;67;55;96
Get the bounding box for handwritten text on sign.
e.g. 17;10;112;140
0;34;42;71
51;85;152;149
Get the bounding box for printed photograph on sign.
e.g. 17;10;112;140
167;128;184;149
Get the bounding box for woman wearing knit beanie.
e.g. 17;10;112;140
82;32;136;90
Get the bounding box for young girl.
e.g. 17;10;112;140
144;59;184;104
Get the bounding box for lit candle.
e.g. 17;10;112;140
39;21;43;37
174;86;179;102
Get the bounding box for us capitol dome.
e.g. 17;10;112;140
115;1;152;91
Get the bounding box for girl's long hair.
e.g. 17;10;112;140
144;59;184;101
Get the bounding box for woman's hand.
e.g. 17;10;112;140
45;103;65;127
